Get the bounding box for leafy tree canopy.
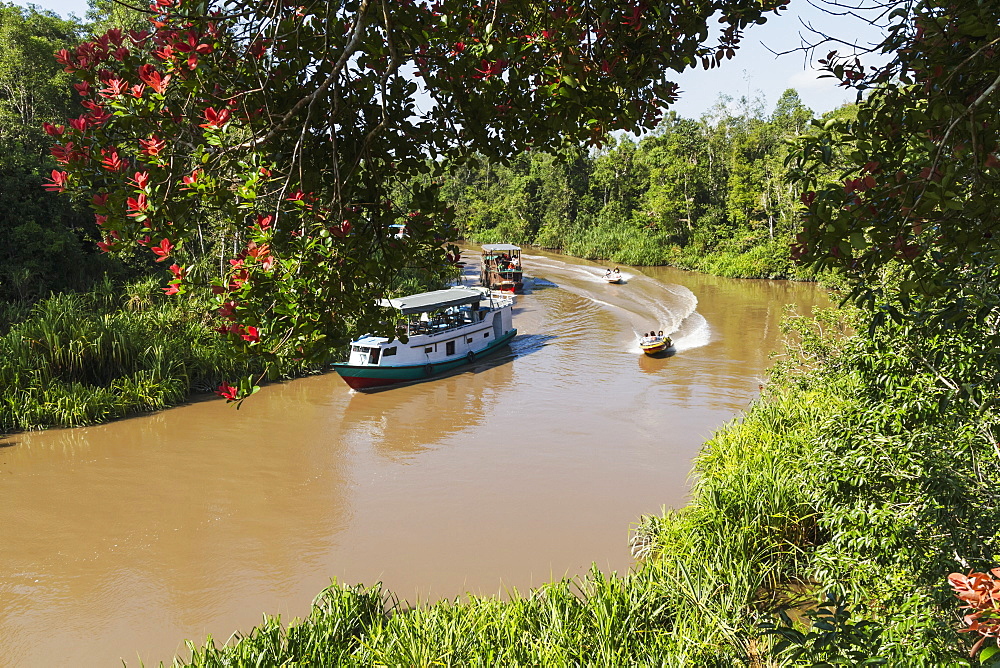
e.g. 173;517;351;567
52;0;789;398
790;0;1000;341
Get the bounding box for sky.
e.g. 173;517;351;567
15;0;885;119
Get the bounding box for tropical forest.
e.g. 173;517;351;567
1;0;999;665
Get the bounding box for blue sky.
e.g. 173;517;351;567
15;0;883;119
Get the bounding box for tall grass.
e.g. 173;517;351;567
173;569;690;667
0;278;314;432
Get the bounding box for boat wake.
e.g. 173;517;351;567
473;250;712;356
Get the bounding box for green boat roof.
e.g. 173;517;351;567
378;287;485;314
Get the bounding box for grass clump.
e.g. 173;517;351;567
0;277;316;431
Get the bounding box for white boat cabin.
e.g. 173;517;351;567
346;287;515;368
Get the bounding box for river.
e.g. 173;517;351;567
0;249;828;666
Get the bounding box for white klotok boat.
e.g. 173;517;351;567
332;286;516;390
603;269;623;284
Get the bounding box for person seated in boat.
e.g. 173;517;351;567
613;268;620;275
604;268;612;278
657;330;664;337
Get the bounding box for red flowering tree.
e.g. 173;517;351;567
949;569;1000;660
51;0;787;399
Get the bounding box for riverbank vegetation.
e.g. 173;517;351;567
165;298;996;665
0;277;330;431
440;94;836;280
0;3;456;430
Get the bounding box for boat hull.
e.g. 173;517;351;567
640;337;672;355
332;329;517;390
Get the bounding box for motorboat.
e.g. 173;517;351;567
603;269;623;284
481;244;523;293
639;331;672;355
332;286;516;390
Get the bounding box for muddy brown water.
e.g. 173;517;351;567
0;249;828;666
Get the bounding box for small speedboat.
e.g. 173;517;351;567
602;269;623;284
639;331;672;355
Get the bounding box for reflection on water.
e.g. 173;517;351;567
339;359;515;460
0;249;829;667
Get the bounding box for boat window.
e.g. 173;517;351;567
383;347;397;356
424;347;433;354
446;341;455;356
484;332;489;338
370;348;380;365
466;337;472;343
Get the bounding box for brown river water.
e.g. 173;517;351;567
0;249;828;666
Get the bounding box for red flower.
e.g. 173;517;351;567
138;136;165;156
130;83;146;98
92;192;109;208
246;242;270;261
150;238;174;261
473;59;507;80
131;171;151;190
100;148;125;172
218;300;237;317
137;64;170;94
216;383;239;401
162;283;180;296
50;142;74;165
181;170;201;188
175;31;214;55
127;192;149;216
199;107;231;129
43;169;68;192
168;263;185;279
99;78;128;99
249;39;267;59
87;106;113;127
55;48;72;69
255;214;273;230
95;214;108;227
69;115;88;131
43;122;65;136
240;326;260;343
73;81;91;96
96;236;118;252
153;44;176;61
